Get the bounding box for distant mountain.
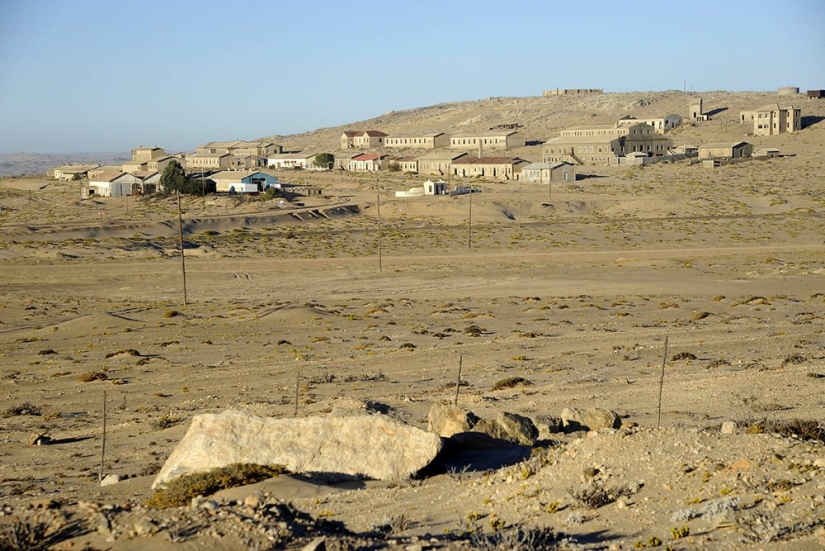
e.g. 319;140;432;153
0;152;129;177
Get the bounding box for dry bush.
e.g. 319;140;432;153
490;377;533;391
690;311;712;321
150;412;182;430
76;371;107;382
567;480;625;509
104;349;141;359
2;402;42;418
671;352;697;361
163;310;182;318
742;418;825;443
146;463;288;509
782;354;805;366
0;510;89;551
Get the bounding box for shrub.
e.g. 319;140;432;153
671;352;697;361
76;371;107;382
2;402;42;418
145;463;288;508
491;377;532;391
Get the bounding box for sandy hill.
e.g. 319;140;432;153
266;90;813;160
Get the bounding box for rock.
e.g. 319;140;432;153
153;410;443;488
99;474;121;487
495;412;538;445
302;536;326;551
427;403;479;437
721;421;737;434
532;414;562;439
458;412;537;447
560;408;621;432
132;518;158;537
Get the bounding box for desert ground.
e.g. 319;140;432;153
1;95;825;550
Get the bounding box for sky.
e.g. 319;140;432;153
0;0;823;153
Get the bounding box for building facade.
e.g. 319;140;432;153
618;114;682;133
543;123;671;164
450;156;529;180
449;131;525;151
698;142;753;160
753;104;801;136
417;152;470;175
519;162;576;184
340;131;388;149
384;132;450;149
347;153;388;171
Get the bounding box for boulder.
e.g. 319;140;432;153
427;403;479;437
152;410;442;488
560;408;621;432
461;412;538;447
533;414;563;439
495;412;539;445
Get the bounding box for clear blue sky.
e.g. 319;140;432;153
1;0;823;153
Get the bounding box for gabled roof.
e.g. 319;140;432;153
188;152;230;159
350;153;384;161
267;152;317;160
393;156;418;162
341;131;360;137
363;130;388;137
210;170;272;180
89;170;126;182
523;162;574;170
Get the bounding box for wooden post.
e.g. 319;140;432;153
454;355;463;405
98;390;107;485
294;369;300;417
177;191;187;306
376;182;382;273
657;336;668;429
468;189;473;250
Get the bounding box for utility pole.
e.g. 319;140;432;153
177;191;188;306
376;179;382;273
468;187;473;250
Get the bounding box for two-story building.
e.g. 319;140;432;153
752;104;801;136
340;131;388;149
543;122;672;165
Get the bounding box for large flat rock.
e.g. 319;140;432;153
153;410;442;488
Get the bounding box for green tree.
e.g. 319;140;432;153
160;160;187;193
312;153;335;170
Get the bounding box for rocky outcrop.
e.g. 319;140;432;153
153;410;443;488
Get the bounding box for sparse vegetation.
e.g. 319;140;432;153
490;376;532;391
145;463;288;508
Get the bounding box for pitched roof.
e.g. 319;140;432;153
387;132;445;139
363;130;388;137
452;156;525;165
754;103;798;112
700;142;749;149
417;151;469;161
210;170;269;180
393;156;418;162
267;152;317;160
523;161;574;170
89;170;126;182
451;130;520;138
350;153;383;161
341;131;361;137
